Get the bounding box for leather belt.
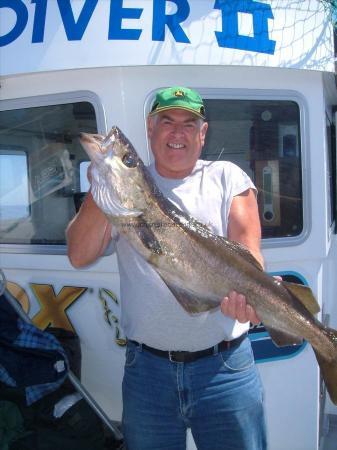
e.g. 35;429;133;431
129;334;247;363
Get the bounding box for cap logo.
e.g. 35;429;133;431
174;90;185;97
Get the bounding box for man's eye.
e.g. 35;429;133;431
185;123;195;129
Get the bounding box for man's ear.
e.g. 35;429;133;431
147;116;154;139
200;122;208;146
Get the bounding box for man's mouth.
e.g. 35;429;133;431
167;143;185;149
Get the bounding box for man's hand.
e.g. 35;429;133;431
221;277;282;324
220;291;260;325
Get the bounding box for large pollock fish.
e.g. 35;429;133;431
79;126;337;405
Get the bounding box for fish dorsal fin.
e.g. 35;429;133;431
264;325;303;347
218;238;264;272
283;281;320;315
170;207;264;272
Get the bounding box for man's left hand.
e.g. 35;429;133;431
220;291;260;325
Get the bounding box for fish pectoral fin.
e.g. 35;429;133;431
157;274;219;314
134;218;163;255
283;281;320;315
264;325;303;347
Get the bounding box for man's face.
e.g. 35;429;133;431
147;109;208;179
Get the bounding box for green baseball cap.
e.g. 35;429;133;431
149;86;206;119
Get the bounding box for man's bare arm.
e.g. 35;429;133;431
221;188;263;324
66;192;112;268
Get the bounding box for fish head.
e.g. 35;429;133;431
79;126;147;218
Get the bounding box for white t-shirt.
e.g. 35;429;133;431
115;160;256;351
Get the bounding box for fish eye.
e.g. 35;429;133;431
122;152;137;168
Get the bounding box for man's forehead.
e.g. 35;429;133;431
157;109;200;121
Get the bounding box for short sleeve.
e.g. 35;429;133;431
225;162;256;198
221;162;256;232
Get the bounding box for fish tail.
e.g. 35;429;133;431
313;327;337;406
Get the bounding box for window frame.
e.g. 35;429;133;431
0;91;106;255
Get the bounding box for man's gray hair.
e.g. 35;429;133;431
149;112;205;128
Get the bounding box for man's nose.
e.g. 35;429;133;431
171;123;184;135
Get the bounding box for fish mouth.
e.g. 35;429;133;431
80;132;103;144
79;132;106;156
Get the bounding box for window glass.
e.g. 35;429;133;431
0;150;29;221
80;161;91;192
0;102;97;245
202;99;302;239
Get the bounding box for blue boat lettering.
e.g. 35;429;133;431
0;0;275;54
214;0;276;54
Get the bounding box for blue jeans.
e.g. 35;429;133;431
122;337;267;450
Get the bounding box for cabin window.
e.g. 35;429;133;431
0;101;96;247
202;99;302;239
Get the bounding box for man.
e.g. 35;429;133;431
67;86;266;450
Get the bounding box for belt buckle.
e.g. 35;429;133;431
168;350;186;363
168;350;177;362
